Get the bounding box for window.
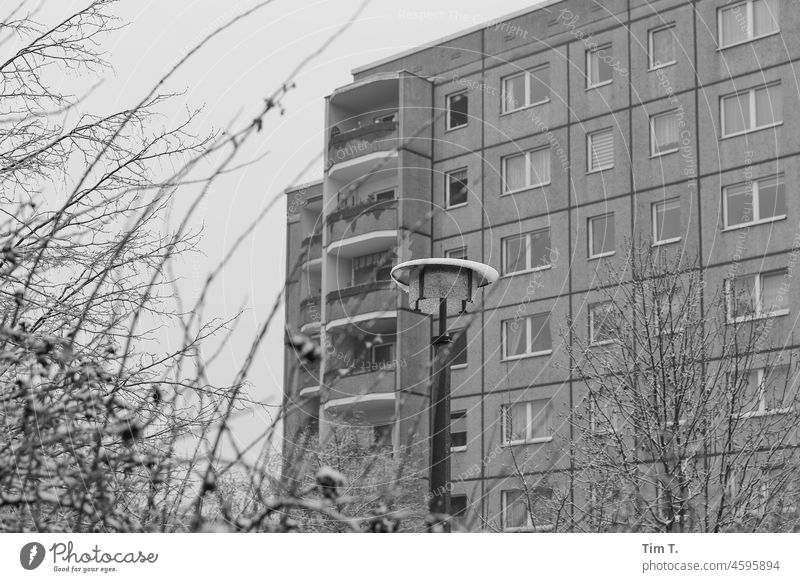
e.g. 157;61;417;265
502;64;550;113
450;495;468;531
589;396;619;435
718;0;779;48
502;228;551;275
447;91;468;130
372;188;395;202
450;328;468;367
589;302;615;345
587;128;614;172
588;213;615;258
650;110;680;156
446;169;469;208
373;112;397;124
451;410;467;451
502;148;551;192
649;24;676;69
501;399;553;445
724;174;785;228
738;366;797;417
721;83;782;137
372;342;396;366
727;269;789;322
587;44;613;88
502;313;552;359
501;488;553;531
445;246;468;260
352;251;393;285
652;198;682;244
373;423;393;447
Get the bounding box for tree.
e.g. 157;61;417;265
508;242;800;532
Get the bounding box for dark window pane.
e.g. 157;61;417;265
451;328;468;367
448;93;468;128
447;169;469;206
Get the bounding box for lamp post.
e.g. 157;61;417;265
390;258;498;531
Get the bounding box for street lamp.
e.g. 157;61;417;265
390;258;498;531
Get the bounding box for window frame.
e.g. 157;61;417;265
371;342;396;367
501;63;551;114
720;82;782;138
588;213;616;259
449;327;468;369
649;109;681;157
735;366;796;418
652;197;682;245
446;90;469;131
717;0;780;49
501;313;553;361
501;147;551;194
648;23;677;70
500;399;554;446
501;227;552;276
726;269;790;323
722;173;786;230
588;301;616;346
450;410;468;452
587;128;615;173
501;488;554;532
445;168;469;209
586;43;614;89
445;246;468;260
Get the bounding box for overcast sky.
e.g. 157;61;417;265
41;0;539;456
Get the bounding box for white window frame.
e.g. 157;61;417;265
588;213;615;259
501;489;554;532
736;367;795;418
502;147;551;193
648;23;677;70
586;44;613;89
445;246;468;260
717;0;780;49
501;64;550;114
649;110;680;157
588;302;616;346
501;314;552;361
371;342;396;367
445;168;469;209
446;91;469;131
449;327;468;370
501;228;552;276
726;269;790;323
501;399;554;446
652;197;682;245
587;128;615;173
722;173;786;230
720;83;782;138
450;410;468;452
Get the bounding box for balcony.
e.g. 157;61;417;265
323;368;396;423
300;232;322;271
328;120;398;165
327;199;397;257
299;295;322;332
326;281;396;327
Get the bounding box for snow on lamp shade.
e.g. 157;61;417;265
391;258;499;316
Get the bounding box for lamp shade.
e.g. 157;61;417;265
390;258;498;315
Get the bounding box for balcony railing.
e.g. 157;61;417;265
326;280;395;324
300;232;322;262
328;120;398;165
299;295;321;329
327;199;397;244
324;367;396;404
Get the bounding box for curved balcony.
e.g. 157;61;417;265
326;281;396;328
327;200;397;257
328;120;398;167
322;368;396;423
299;295;322;332
300;233;322;271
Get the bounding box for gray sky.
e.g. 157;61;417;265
42;0;537;456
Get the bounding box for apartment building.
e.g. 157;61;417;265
284;0;796;531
